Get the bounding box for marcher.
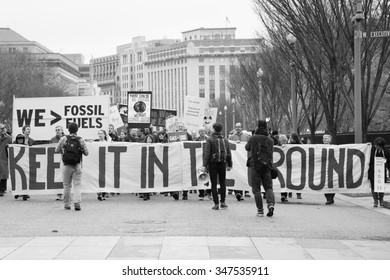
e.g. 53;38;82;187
141;134;156;200
368;137;390;207
0;123;12;197
196;127;211;200
245;120;275;217
96;129;110;201
171;124;193;200
322;131;336;205
22;125;34;146
13;134;30;201
202;122;232;210
55;122;89;211
108;124;119;142
228;122;250;201
50;126;65;201
285;133;302;200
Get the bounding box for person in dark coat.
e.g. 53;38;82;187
368;137;390;207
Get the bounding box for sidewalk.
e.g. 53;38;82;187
1;194;389;260
1;235;390;260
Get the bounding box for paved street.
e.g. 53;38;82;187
0;191;390;259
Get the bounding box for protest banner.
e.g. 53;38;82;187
183;96;206;133
127;91;152;128
8;143;372;195
12;96;110;140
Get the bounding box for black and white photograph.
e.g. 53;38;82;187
0;0;390;279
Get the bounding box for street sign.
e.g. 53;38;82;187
363;30;390;38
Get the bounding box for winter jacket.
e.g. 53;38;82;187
203;132;232;168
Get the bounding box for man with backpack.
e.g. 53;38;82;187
55;122;89;211
202;122;232;210
245;120;275;217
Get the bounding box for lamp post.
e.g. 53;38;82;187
353;0;364;143
240;87;246;129
287;33;297;134
256;68;264;120
224;105;228;137
231;97;236;129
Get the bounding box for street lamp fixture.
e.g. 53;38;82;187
223;105;228;137
240;87;246;128
256;68;264;120
231;97;236;129
286;33;297;134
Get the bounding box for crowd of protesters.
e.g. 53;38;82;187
1;119;390;216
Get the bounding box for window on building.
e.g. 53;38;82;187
122;55;128;64
219;65;225;77
210;80;215;100
199;66;204;76
209;47;214;53
199;57;204;63
199;88;205;98
230;47;235;52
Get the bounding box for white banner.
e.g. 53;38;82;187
12;96;110;140
8;143;372;195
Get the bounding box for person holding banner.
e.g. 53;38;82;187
22;125;34;146
50;126;65;201
55;122;89;211
96;129;110;201
196;127;211;201
13;134;30;201
202;122;232;210
323;131;336;205
0;123;12;197
228;122;251;201
108;124;119;142
368;137;390;207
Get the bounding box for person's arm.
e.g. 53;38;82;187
79;138;89;156
245;137;252;151
203;138;211;171
55;136;66;153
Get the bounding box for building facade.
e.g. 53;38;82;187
89;54;120;104
110;28;257;117
0;28;83;96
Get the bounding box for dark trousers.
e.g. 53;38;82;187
0;179;6;193
209;162;227;205
324;193;335;202
251;167;275;211
369;178;384;202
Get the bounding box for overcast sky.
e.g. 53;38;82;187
0;0;263;61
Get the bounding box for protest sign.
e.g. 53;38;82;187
150;109;177;128
183;96;206;133
12;96;110;140
127;91;152;128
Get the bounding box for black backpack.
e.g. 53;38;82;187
253;138;270;171
62;135;82;165
211;136;229;163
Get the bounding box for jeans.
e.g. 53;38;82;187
209;162;227;205
250;167;275;211
62;163;82;207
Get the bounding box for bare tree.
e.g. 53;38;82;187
0;53;68;124
253;0;390;142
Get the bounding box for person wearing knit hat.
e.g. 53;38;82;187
322;131;336;205
55;122;89;211
245;119;275;217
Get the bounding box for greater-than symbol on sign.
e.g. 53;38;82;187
50;110;62;125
